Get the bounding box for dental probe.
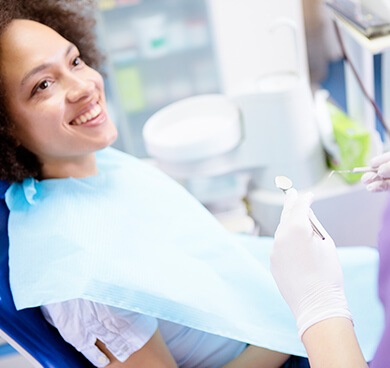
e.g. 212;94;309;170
274;175;325;240
334;166;378;174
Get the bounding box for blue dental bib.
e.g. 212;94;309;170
6;147;383;359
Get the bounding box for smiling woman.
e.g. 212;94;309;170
0;1;306;367
1;19;117;179
0;0;106;182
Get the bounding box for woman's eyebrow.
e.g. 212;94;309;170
20;43;76;86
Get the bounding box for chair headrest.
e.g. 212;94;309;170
0;181;9;199
0;179;94;366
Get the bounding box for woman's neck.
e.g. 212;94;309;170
40;153;98;179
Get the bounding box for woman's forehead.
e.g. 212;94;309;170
2;19;64;46
1;19;70;81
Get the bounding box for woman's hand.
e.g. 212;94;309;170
270;189;352;337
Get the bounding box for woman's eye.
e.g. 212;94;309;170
72;56;84;67
38;80;50;90
32;80;51;95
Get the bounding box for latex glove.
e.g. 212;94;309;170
270;189;352;338
361;151;390;192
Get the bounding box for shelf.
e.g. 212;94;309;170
111;42;210;67
334;13;390;54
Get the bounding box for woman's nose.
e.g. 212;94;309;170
66;75;95;103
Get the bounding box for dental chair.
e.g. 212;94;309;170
0;181;94;367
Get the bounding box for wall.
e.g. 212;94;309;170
206;0;309;94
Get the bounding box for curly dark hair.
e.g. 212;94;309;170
0;0;104;182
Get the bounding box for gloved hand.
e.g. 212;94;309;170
361;151;390;192
270;189;352;338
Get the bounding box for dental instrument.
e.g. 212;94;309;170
275;176;325;240
334;166;378;174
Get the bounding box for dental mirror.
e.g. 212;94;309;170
274;175;293;193
274;175;325;240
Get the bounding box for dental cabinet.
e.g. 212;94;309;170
96;0;220;156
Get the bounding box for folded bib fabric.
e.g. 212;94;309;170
6;147;384;359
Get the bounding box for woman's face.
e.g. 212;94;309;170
0;19;118;178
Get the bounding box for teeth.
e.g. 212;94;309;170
72;104;102;125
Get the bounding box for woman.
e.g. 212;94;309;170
271;153;390;368
0;0;309;367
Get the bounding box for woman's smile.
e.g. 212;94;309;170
70;102;103;126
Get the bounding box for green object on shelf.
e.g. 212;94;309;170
98;0;140;10
327;102;371;184
98;0;116;10
114;66;146;113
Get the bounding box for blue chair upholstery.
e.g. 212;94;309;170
0;181;94;367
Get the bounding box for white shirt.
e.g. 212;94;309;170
41;299;247;367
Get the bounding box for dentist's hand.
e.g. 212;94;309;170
270;189;352;338
361;151;390;192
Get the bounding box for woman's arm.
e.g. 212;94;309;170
302;318;367;368
98;331;290;368
97;329;177;368
222;345;289;368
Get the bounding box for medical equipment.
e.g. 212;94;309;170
274;176;325;240
274;176;294;194
143;15;327;212
142;10;331;237
334;166;378;174
143;0;389;246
